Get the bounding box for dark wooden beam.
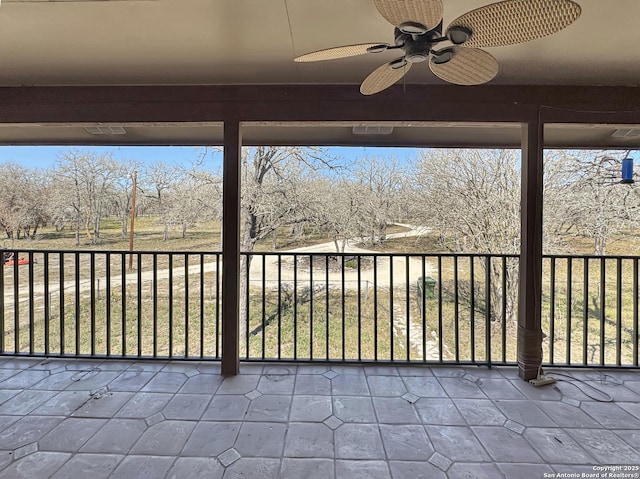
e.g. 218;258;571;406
221;120;242;376
0;84;639;124
518;120;544;381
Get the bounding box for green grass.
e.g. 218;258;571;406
243;287;401;361
11;217;223;252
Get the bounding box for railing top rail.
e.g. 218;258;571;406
0;248;223;255
543;253;640;260
241;251;520;259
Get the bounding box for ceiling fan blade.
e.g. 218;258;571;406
374;0;443;31
446;0;581;48
429;47;498;86
294;43;388;62
360;60;412;95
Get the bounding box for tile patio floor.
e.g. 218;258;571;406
0;357;637;478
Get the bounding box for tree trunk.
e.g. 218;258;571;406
75;217;81;246
121;216;128;239
94;215;101;241
239;227;256;348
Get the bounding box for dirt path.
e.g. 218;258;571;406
248;224;434;288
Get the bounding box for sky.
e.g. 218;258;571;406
0;145;421;170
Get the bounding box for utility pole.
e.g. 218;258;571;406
129;170;137;270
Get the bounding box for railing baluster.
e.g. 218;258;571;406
405;256;410;362
438;256;443;363
106;253;111;357
501;256;507;364
549;257;556;364
341;255;346;361
169;254;173;358
245;254;250;359
454;256;459;362
600;257;606;365
60;253;65;355
153;254;158;358
75;252;80;356
421;255;426;363
13;250;19;353
340;255;347;361
485;256;491;367
616;258;622;367
185;254;190;358
357;255;362;362
470;256;475;363
583;258;589;366
261;254;266;360
293;254;298;360
200;254;205;358
90;252;96;356
566;257;572;365
277;254;282;360
28;252;34;354
634;258;639;367
137;254;142;358
370;256;378;361
215;253;221;359
121;253;126;357
44;252;50;356
325;255;329;361
389;254;394;361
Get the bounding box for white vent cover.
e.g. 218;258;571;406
352;125;394;135
84;126;127;135
612;128;640;138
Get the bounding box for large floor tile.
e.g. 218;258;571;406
524;428;596;464
284;423;334;458
335;424;385;459
425;425;490;462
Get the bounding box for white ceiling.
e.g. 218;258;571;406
1;0;639;87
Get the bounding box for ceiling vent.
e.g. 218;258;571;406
612;128;640;139
84;126;127;135
352;125;394;135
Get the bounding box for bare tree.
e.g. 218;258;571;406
180;159;223;243
545;149;640;255
239;146;333;335
411;149;521;323
313;178;365;253
111;160;143;239
145;162;180;241
353;156;407;245
0;164;51;241
54;150;121;245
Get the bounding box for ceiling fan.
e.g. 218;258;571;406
294;0;581;95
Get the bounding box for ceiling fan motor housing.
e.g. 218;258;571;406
394;24;442;63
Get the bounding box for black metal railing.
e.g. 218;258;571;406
0;249;222;360
544;255;640;368
240;252;520;366
1;248;638;368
